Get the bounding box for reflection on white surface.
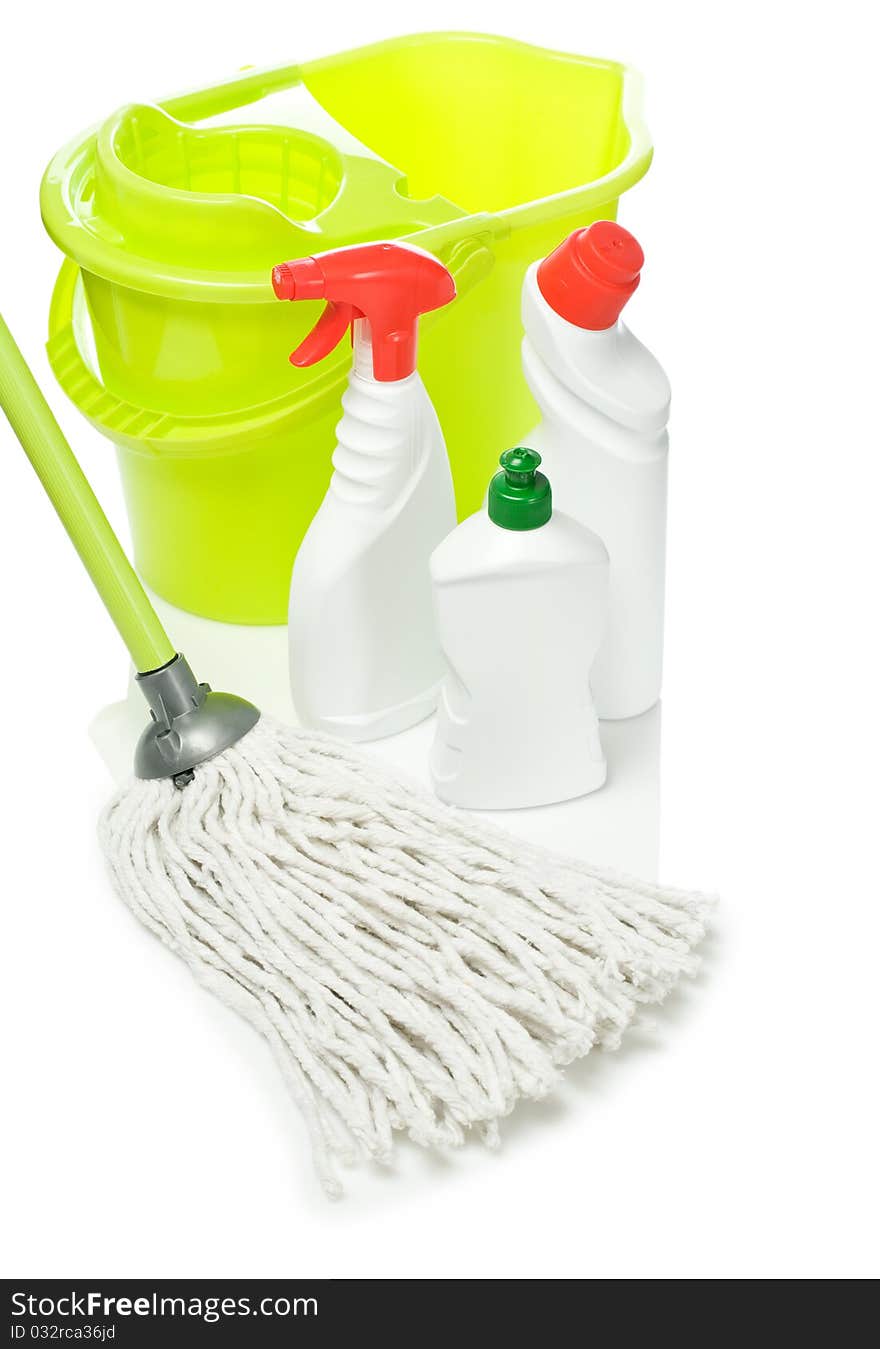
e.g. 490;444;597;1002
90;588;662;880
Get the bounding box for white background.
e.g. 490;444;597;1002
1;0;878;1280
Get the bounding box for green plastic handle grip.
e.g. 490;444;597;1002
0;312;175;673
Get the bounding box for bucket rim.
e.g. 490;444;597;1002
40;32;652;304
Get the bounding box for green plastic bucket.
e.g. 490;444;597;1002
42;32;651;624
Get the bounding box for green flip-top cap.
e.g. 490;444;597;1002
488;447;552;530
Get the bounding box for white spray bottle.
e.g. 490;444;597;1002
430;447;608;810
272;242;457;741
522;222;671;720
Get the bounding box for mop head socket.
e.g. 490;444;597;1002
100;716;713;1196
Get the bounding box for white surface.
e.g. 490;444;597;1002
523;262;671;719
1;0;878;1281
89;586;662;879
289;355;455;739
430;504;608;807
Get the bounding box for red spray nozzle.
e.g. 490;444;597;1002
271;242;456;382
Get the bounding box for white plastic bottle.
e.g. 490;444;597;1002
272;243;457;740
521;221;671;720
429;448;608;810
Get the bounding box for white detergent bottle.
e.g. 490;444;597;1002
430;447;608;810
272;242;457;741
522;221;671;720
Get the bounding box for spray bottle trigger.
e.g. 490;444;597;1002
290;300;359;368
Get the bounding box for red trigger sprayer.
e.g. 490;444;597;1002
272;241;456;381
271;241;458;741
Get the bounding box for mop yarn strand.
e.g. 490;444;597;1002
100;717;713;1194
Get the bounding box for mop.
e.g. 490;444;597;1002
0;313;713;1195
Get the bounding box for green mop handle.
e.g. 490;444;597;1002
0;313;176;673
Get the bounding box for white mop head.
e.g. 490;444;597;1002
100;716;713;1195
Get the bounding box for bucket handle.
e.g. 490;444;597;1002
47;261;176;446
46;235;496;445
430;229;496;301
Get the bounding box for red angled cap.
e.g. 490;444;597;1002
537;222;644;330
